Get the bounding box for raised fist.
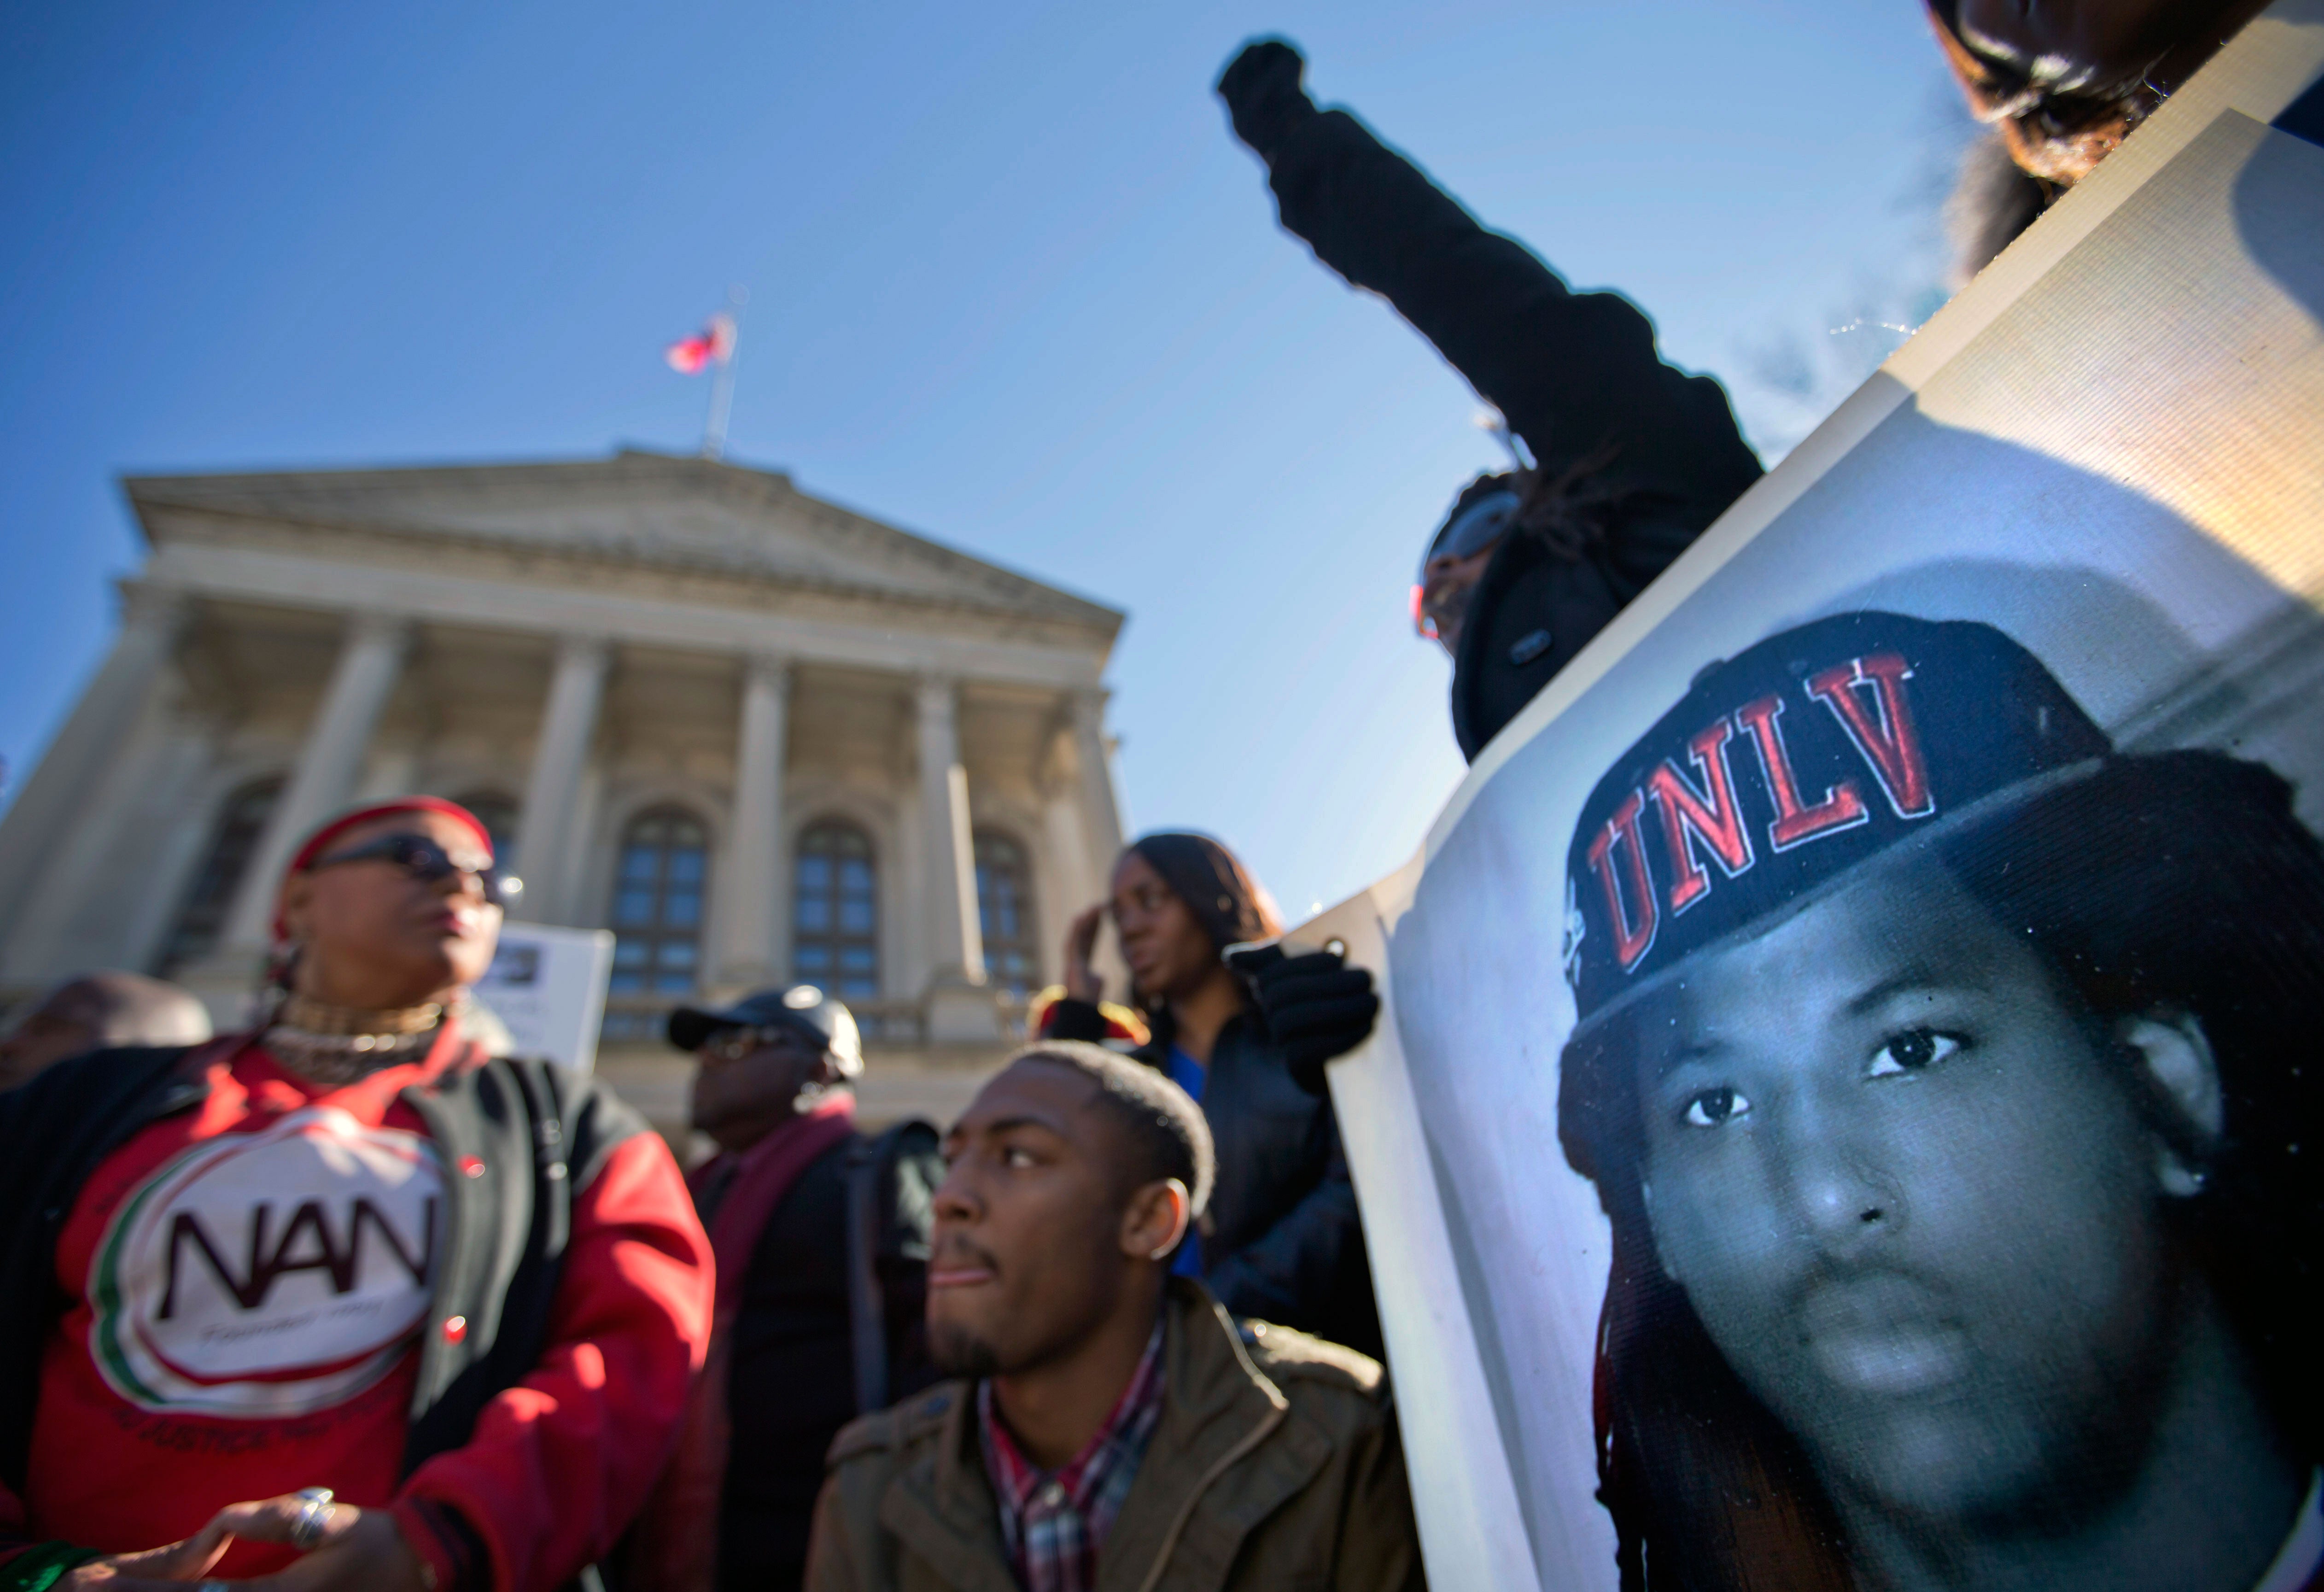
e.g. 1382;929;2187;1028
1215;38;1315;163
1226;939;1379;1096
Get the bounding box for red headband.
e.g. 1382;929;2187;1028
273;796;496;943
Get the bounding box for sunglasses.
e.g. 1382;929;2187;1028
699;1024;820;1064
309;832;521;909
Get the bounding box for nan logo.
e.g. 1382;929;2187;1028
89;1107;443;1416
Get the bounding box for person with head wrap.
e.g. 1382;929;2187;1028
1215;38;1766;763
1926;0;2280;281
0;797;712;1592
0;971;211;1092
1555;613;2322;1591
1041;833;1383;1357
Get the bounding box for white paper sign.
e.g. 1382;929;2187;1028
1319;13;2324;1590
473;923;615;1074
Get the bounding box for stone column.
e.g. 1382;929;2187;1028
1070;688;1126;882
0;583;190;935
513;637;610;924
915;676;986;989
216;613;414;957
712;654;790;991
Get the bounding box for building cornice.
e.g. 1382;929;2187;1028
121;449;1126;638
148;540;1110;692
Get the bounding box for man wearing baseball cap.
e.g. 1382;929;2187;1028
1216;38;1765;763
1553;612;2323;1591
0;796;712;1592
628;988;941;1592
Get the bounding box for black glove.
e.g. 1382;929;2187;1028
1215;38;1316;164
1226;940;1380;1096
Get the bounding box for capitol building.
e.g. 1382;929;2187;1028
0;448;1129;1134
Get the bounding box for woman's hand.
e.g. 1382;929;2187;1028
58;1527;232;1591
1063;903;1106;1004
65;1495;433;1592
205;1496;426;1592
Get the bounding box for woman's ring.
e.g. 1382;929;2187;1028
288;1487;336;1550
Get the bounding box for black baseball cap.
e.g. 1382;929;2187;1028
667;984;863;1075
1562;611;2113;1033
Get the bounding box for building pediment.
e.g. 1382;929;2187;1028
124;449;1121;633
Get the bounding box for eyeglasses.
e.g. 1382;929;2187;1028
309;833;522;909
699;1024;818;1064
1413;490;1520;639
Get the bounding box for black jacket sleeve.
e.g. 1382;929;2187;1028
1044;998;1114;1045
0;1046;203;1498
1203;1120;1366;1334
1257;107;1763;540
1197;1023;1382;1357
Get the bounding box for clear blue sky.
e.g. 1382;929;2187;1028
0;0;1970;924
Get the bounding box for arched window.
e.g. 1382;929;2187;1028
975;831;1039;998
607;808;708;997
793;821;878;1000
451;791;520;868
157;777;284;974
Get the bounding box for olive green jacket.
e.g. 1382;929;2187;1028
803;1279;1426;1592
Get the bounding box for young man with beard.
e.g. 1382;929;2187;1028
628;987;942;1592
1215;38;1765;765
0;797;712;1592
1555;612;2322;1591
803;1042;1424;1592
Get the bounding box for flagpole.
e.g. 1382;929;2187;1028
702;285;747;461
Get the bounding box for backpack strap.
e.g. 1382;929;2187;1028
843;1134;888;1417
842;1118;938;1416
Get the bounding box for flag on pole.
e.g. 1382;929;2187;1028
665;312;736;375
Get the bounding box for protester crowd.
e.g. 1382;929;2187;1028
0;8;2269;1590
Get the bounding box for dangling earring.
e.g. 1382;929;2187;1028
2158;1152;2209;1198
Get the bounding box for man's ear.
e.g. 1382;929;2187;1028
1120;1178;1191;1263
2119;1008;2223;1197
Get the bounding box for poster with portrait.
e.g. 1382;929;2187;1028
1314;11;2324;1590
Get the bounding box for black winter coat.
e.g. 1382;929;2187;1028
705;1123;943;1592
1048;999;1380;1358
1257;108;1767;760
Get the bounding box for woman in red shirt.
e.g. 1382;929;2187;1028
0;797;713;1592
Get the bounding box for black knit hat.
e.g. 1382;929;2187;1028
1563;611;2113;1031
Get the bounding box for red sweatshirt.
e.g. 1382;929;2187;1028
0;1028;712;1592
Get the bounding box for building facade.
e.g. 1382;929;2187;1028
0;449;1128;1133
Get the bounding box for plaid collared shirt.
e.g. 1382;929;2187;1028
978;1321;1167;1592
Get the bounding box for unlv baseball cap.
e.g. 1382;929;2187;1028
1561;611;2113;1030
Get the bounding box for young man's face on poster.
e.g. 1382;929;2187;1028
1628;852;2220;1526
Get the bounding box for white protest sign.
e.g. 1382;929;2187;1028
473;922;615;1074
1320;12;2324;1588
